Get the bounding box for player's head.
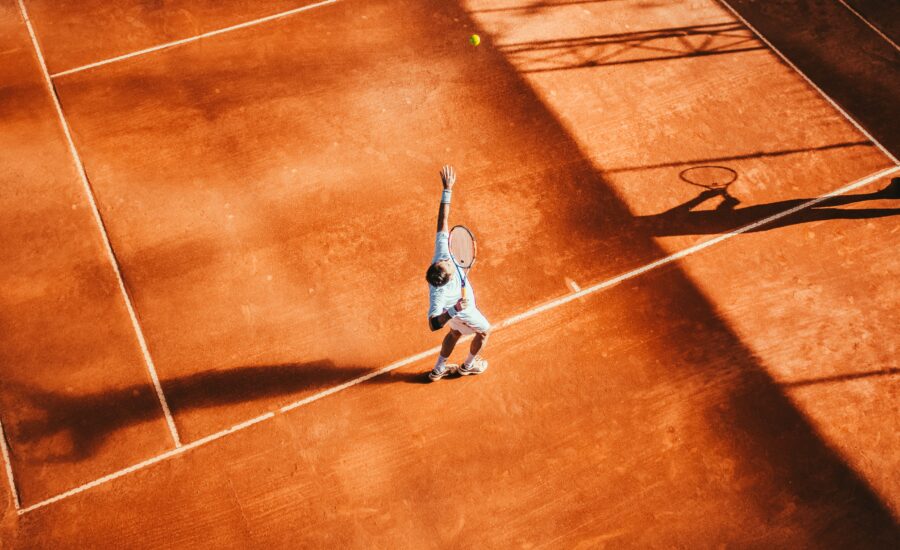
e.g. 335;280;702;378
426;260;453;287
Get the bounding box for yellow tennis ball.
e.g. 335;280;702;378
469;34;481;46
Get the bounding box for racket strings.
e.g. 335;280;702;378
449;227;476;268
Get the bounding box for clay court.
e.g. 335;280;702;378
1;0;898;547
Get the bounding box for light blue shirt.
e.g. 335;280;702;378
427;231;475;318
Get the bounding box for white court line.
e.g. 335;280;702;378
716;0;899;165
835;0;900;52
16;0;181;449
280;346;443;413
50;0;339;78
16;165;898;515
17;414;275;514
0;418;21;510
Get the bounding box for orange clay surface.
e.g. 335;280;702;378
1;0;898;547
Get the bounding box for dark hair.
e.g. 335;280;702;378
426;263;451;287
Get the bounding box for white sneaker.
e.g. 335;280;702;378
458;357;488;376
429;363;458;382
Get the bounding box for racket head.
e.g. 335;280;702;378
448;225;476;270
679;165;738;190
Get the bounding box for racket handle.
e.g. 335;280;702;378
461;285;467;300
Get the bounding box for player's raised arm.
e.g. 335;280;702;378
436;165;455;233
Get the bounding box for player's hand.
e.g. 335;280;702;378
453;297;469;312
440;165;456;190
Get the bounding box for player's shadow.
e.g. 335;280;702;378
637;177;900;236
7;361;422;463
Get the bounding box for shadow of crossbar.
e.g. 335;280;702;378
497;21;764;73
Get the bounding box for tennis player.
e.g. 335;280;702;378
425;165;490;381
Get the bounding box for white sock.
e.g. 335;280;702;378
463;353;477;367
434;355;448;371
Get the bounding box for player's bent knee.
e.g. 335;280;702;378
449;329;463;338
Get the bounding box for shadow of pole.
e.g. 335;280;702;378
782;367;899;389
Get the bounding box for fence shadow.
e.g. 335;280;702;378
497;21;764;73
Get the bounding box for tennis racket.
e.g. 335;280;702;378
448;225;476;300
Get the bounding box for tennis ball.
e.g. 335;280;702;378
469;34;481;46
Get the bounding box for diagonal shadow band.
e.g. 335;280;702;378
460;2;900;543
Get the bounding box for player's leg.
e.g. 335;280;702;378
440;328;462;358
429;329;462;381
455;309;491;376
459;331;489;375
467;331;488;360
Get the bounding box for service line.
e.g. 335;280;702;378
50;0;340;78
17;165;898;515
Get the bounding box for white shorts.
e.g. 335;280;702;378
448;307;491;335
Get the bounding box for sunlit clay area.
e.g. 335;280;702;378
1;0;898;547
